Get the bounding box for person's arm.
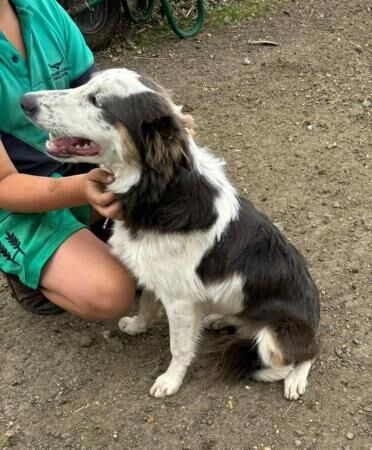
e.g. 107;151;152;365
0;141;122;218
0;140;88;212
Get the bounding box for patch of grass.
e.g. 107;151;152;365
208;0;287;28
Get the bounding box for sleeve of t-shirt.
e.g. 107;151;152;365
70;64;98;88
53;1;95;83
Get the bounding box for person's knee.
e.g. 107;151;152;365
79;275;136;320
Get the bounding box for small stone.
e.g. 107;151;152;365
102;330;113;340
113;431;118;439
263;447;272;450
326;142;337;149
295;439;302;447
273;221;284;232
224;15;232;24
61;433;69;439
332;202;341;208
242;58;252;65
296;430;304;436
80;334;93;348
346;432;354;440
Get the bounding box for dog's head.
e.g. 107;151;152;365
20;68;191;182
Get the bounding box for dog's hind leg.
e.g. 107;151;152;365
252;322;319;400
203;313;240;330
119;290;162;336
150;298;202;398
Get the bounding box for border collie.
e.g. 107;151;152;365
21;68;320;399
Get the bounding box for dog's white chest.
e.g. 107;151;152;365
109;223;211;299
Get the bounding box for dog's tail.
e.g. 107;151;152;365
206;315;321;381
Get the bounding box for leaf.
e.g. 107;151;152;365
0;242;13;261
0;242;21;266
5;232;25;255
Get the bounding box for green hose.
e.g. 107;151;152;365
161;0;205;38
122;0;205;38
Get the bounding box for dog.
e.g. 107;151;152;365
21;68;320;399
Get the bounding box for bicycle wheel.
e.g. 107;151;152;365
122;0;155;23
67;0;121;50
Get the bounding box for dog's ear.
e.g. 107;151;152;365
141;114;191;180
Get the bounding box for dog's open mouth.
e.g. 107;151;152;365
46;135;101;158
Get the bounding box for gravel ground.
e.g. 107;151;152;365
1;0;371;449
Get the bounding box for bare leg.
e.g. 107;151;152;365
150;299;202;398
118;290;162;335
40;229;135;320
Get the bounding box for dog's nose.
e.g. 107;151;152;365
20;94;39;116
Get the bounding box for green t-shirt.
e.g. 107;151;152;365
0;0;94;156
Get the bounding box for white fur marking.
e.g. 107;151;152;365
255;327;282;368
253;366;293;383
284;360;313;400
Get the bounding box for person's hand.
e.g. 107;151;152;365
81;168;124;220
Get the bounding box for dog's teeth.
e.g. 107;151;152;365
83;143;90;148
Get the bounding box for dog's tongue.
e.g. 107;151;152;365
46;136;101;158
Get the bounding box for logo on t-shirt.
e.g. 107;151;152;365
48;58;63;71
48;57;68;81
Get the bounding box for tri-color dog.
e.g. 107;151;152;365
21;68;320;399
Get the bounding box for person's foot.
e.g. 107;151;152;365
6;274;65;315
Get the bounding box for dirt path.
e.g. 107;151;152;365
1;1;371;449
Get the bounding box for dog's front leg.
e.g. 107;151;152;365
150;299;202;398
119;290;162;335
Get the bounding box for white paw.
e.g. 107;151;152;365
149;372;182;398
118;316;147;336
284;370;308;400
202;314;226;330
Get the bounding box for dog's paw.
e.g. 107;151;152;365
149;372;182;398
118;316;147;336
202;314;227;330
284;369;308;400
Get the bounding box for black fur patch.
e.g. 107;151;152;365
197;197;319;328
118;167;218;233
102;91;218;233
101;91;177;159
198;197;320;370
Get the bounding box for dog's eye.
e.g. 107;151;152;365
89;94;102;108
